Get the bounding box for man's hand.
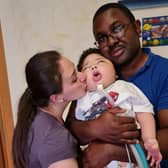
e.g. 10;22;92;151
92;107;139;144
66;103;139;145
82;142;113;168
82;141;128;168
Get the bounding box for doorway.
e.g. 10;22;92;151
0;23;14;168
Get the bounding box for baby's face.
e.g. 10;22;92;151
82;53;116;91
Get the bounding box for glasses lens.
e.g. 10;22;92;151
94;37;107;48
94;23;130;48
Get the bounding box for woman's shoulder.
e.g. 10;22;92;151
29;111;77;166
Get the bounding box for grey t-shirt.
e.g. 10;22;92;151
27;111;77;168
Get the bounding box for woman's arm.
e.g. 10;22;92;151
48;158;78;168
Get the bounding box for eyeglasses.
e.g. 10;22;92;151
94;22;132;49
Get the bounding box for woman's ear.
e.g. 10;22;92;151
50;94;64;103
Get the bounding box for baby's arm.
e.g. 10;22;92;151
136;112;162;168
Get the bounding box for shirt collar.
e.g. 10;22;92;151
117;47;153;80
143;47;153;67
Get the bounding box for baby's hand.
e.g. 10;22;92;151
144;139;162;168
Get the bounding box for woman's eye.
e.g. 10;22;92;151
71;75;77;83
72;78;77;83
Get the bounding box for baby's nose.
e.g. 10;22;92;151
91;65;97;70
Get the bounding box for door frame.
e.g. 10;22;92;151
0;23;14;168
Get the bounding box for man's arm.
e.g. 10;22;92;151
66;101;139;145
81;109;168;168
65;101;97;144
82;141;136;168
157;109;168;159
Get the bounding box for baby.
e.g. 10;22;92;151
75;48;162;168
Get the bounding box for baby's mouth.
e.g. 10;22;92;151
92;71;102;82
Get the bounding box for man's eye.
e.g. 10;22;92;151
112;24;123;33
97;35;108;43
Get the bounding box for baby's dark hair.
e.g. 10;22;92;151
77;48;102;71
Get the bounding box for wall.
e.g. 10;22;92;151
0;0;168;123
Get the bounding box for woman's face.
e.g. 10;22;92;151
59;57;86;101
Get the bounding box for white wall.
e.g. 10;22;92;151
0;0;168;123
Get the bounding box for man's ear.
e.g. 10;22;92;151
50;94;64;103
134;20;141;37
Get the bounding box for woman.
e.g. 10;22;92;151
12;50;86;168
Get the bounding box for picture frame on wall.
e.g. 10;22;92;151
142;16;168;47
118;0;168;10
118;1;168;47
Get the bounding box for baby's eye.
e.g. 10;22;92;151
97;60;105;64
82;65;91;71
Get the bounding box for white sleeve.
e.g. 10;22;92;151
126;82;154;114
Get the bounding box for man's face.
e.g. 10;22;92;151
93;8;141;67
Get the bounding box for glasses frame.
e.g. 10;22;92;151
94;22;132;49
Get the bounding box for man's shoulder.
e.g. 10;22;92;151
152;53;168;63
145;48;168;64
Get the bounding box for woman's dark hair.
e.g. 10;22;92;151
77;48;102;71
93;2;135;23
12;50;62;168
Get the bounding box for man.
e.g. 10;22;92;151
66;3;168;168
